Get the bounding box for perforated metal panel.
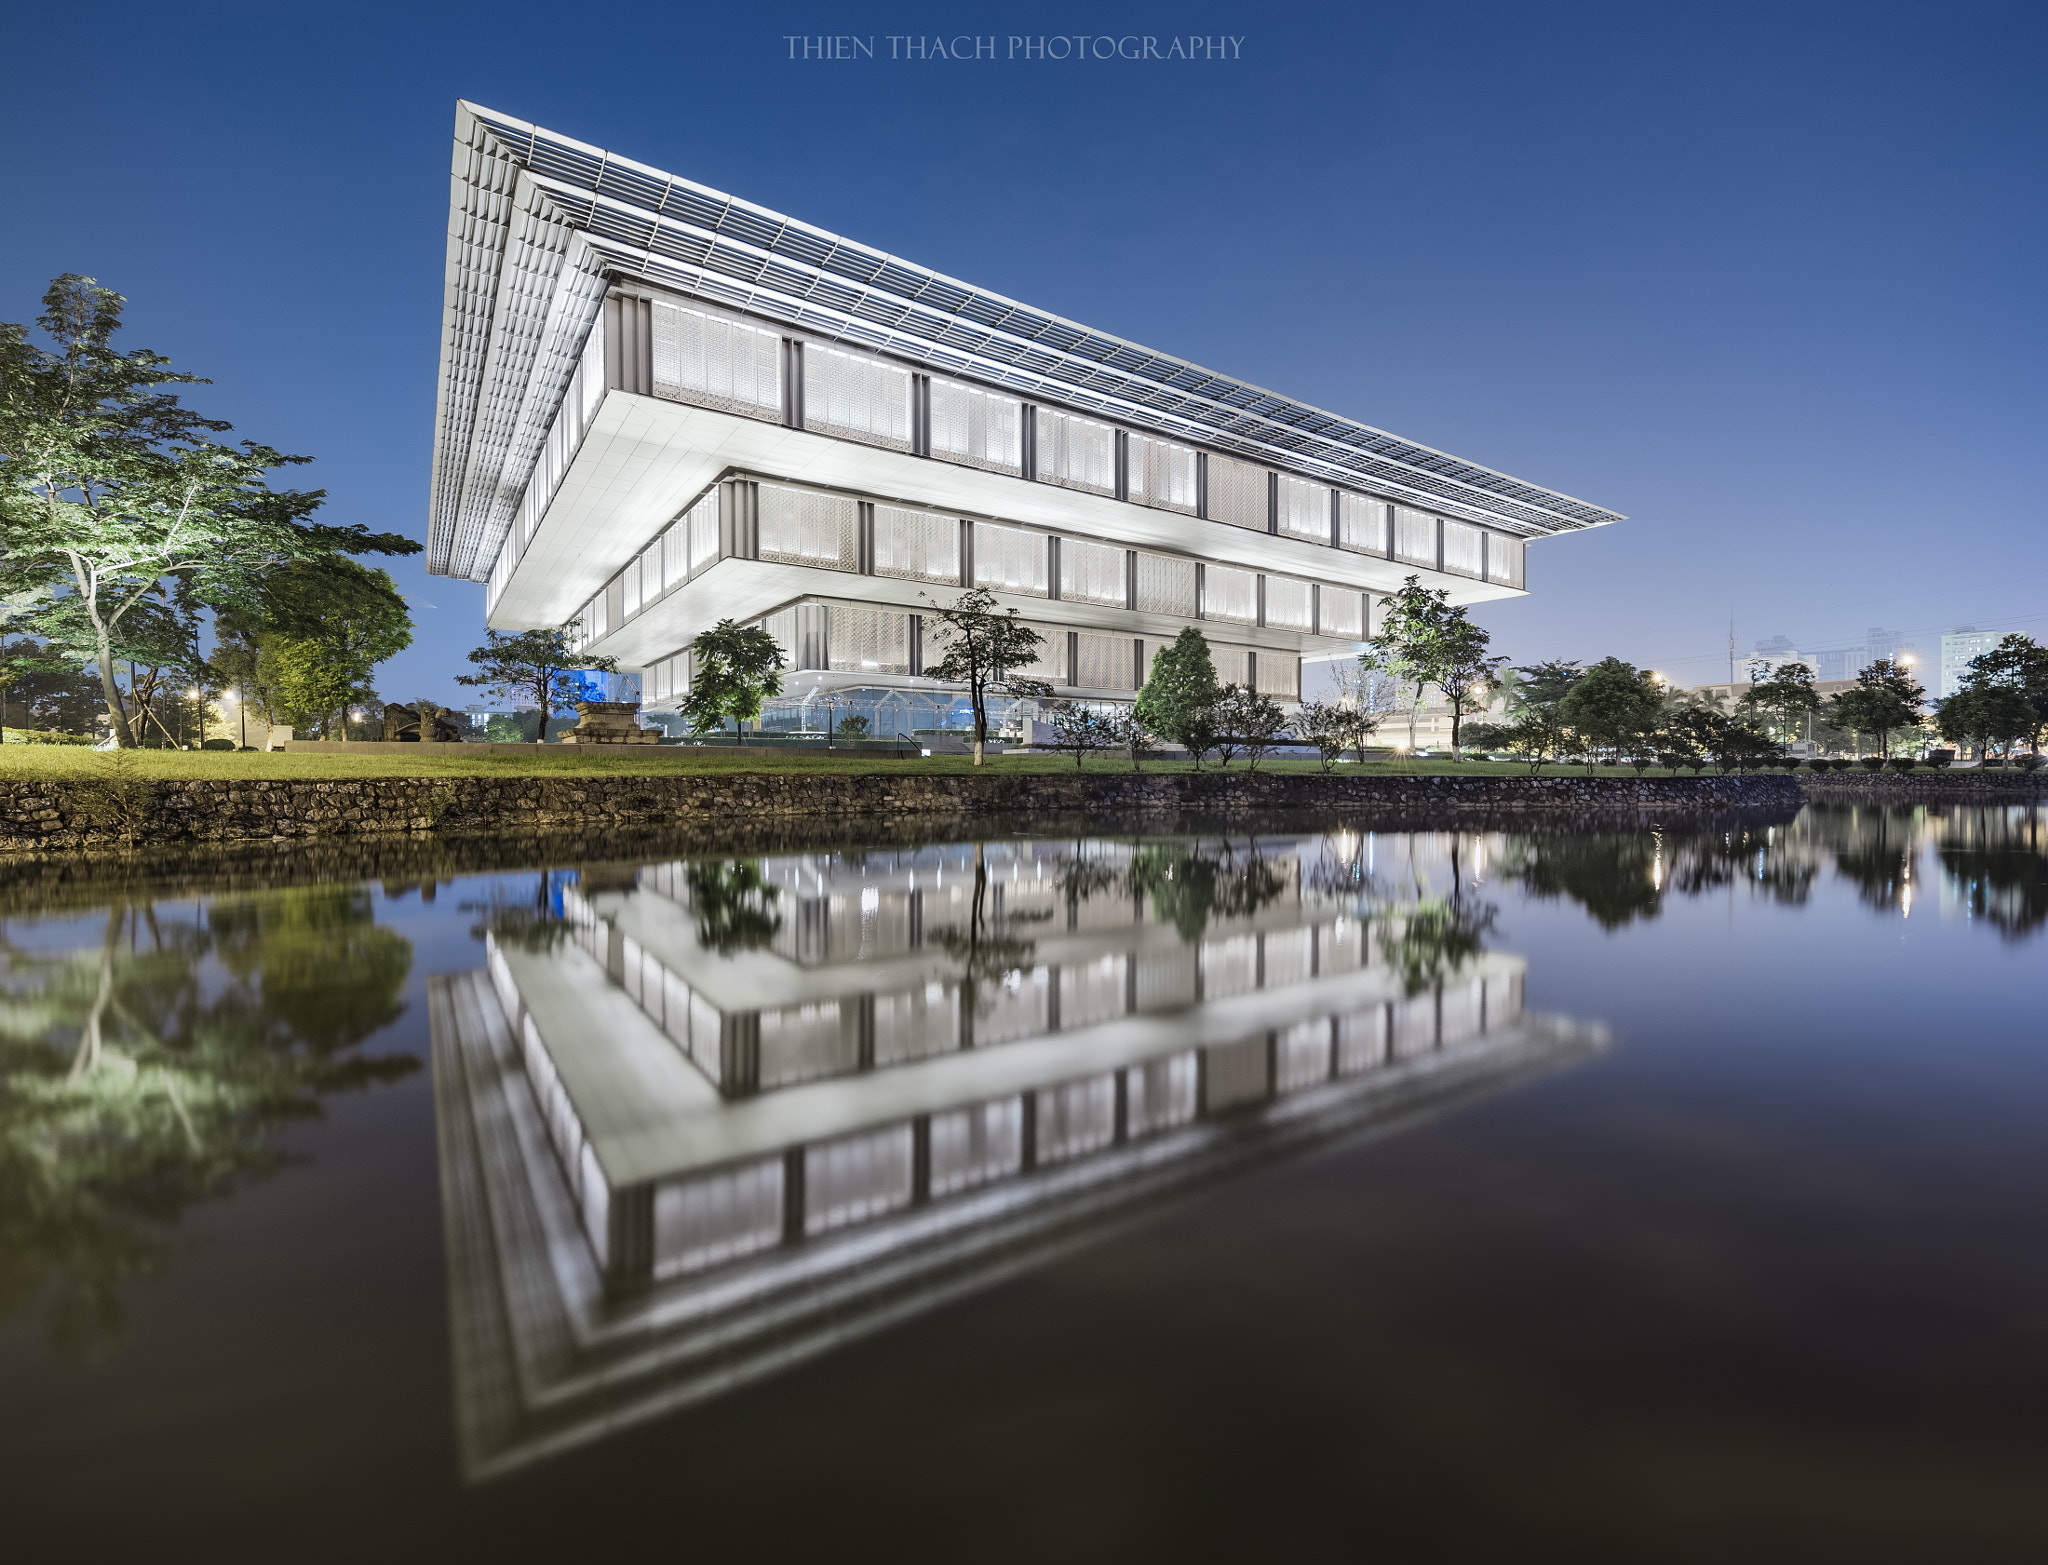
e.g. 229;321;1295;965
686;492;720;575
1135;553;1197;616
1003;622;1065;682
928;377;1022;475
1442;519;1483;578
760;607;798;667
1061;537;1127;607
1074;632;1134;691
1486;533;1525;587
972;523;1049;597
1338;491;1388;556
1264;576;1312;631
1318;588;1363;638
1036;408;1116;496
757;484;859;571
1204;565;1257;624
1256;653;1299;699
1211;644;1253;688
1128;432;1198;514
649;300;781;419
928;1100;1023;1197
1277;475;1331;542
1035;1076;1116;1164
1394;506;1438;566
804;345;913;451
1125;1054;1197;1135
805;1126;914;1234
826;607;911;674
620;556;642;618
1207;454;1270;531
873;505;960;583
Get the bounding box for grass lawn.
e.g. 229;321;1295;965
0;747;1710;783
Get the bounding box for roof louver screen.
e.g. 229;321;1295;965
650;302;781;419
1135;553;1197;616
1036;409;1115;496
1207;455;1269;531
827;607;911;674
1277;476;1331;543
1442;520;1483;578
973;523;1049;597
929;378;1022;475
758;485;859;571
1128;433;1198;514
1265;576;1312;631
1061;537;1127;607
1393;507;1437;566
873;506;960;583
805;347;913;451
1338;492;1388;555
1486;534;1524;587
1204;565;1257;624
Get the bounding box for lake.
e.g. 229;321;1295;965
3;802;2045;1562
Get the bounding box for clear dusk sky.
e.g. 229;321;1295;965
4;0;2042;704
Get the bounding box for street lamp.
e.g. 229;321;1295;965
188;687;203;748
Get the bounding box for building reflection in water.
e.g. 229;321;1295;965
430;828;1605;1480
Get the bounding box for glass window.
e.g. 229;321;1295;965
874;505;960;583
1486;533;1524;587
1393;507;1437;566
1337;492;1387;556
1442;520;1483;578
1264;576;1312;630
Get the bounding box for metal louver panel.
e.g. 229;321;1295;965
1204;565;1257;624
972;523;1049;597
826;607;911;674
759;608;799;668
1207;454;1269;531
805;346;912;451
1394;507;1438;566
873;505;960;583
1255;654;1299;699
929;377;1022;475
650;301;781;419
1318;589;1364;638
1486;533;1525;587
757;485;859;571
1338;491;1388;555
686;493;720;575
1074;633;1135;691
1277;476;1331;542
1002;622;1064;682
1442;520;1483;578
1135;553;1197;616
1212;644;1252;688
1060;537;1127;607
1036;408;1116;496
1127;432;1197;515
1265;576;1313;631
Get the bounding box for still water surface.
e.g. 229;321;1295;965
2;804;2045;1562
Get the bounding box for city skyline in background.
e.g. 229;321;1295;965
3;0;2042;712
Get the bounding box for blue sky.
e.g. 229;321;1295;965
4;0;2042;703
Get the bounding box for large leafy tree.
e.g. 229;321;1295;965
678;618;785;744
1740;661;1822;746
1364;575;1499;754
1960;634;2048;750
922;587;1051;765
0;276;419;746
455;628;619;743
1134;626;1221;766
217;558;412;741
1558;657;1664;772
1826;658;1925;758
1937;686;2036;764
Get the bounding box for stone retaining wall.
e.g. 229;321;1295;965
1800;770;2045;798
0;770;1802;853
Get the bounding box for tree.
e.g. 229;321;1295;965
1961;634;2048;751
835;713;870;739
1041;700;1115;768
1215;684;1290;772
1510;659;1584;713
1296;699;1366;773
1498;708;1567;774
1134;627;1221;767
1107;709;1158;772
221;558;412;741
1664;702;1730;774
1937;687;2036;765
1437;631;1508;759
455;628;619;743
678;619;785;743
1826;658;1925;759
922;586;1051;765
1558;658;1663;773
1740;661;1821;747
1;276;418;746
1363;575;1452;752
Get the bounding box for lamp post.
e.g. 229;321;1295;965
188;687;205;749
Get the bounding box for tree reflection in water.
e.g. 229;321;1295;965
683;860;784;955
1125;839;1292;941
0;888;415;1358
1499;822;1818;927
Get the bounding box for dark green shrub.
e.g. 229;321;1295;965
1925;753;1952;769
1860;757;1887;771
1889;758;1917;772
201;737;236;751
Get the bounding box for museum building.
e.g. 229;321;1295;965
428;102;1623;736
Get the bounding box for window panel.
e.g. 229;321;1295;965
687;493;720;576
874;505;960;583
972;522;1049;597
1265;576;1312;631
804;347;912;451
650;301;781;420
1211;644;1252;688
1128;432;1198;514
1255;653;1300;699
1061;537;1127;607
1074;632;1134;691
1207;455;1269;531
620;556;642;619
757;484;859;572
929;378;1022;475
1393;507;1437;566
1486;533;1525;587
1125;1054;1197;1136
1318;588;1364;639
1134;553;1197;616
1035;1076;1116;1164
1277;476;1331;543
928;1099;1023;1196
1338;492;1388;556
826;607;911;674
1442;520;1483;578
804;1126;914;1234
663;517;686;587
1036;409;1115;496
1203;565;1257;624
653;1158;784;1277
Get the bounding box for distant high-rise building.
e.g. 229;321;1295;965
1940;626;2001;698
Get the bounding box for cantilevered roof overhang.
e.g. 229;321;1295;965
429;100;1625;584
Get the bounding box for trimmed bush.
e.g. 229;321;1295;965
1860;757;1887;771
1889;758;1918;772
201;737;236;751
1925;754;1952;769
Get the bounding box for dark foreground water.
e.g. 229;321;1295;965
2;803;2045;1563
